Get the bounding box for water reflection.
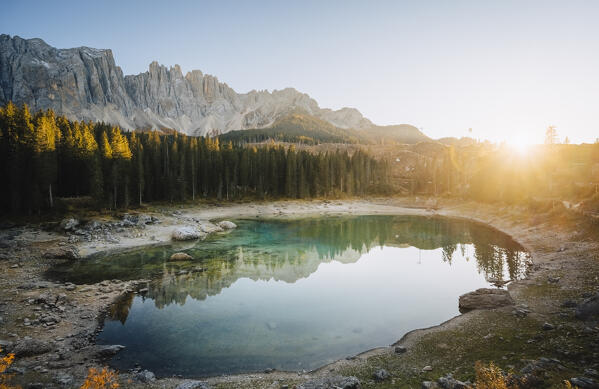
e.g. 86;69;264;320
51;216;528;314
48;216;529;376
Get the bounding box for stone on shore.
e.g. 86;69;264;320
172;227;204;241
217;220;237;230
459;288;514;311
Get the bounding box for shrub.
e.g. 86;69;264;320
80;367;119;389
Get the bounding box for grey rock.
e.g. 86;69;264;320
437;374;468;389
96;344;125;357
197;222;224;234
422;382;440;389
172;227;204;241
54;372;74;386
422;365;433;372
175;381;211;389
59;218;79;231
0;339;14;351
135;369;156;383
459;288;514;311
575;293;599;320
542;322;555;330
569;377;599;389
394;345;407;354
13;337;52;357
217;220;237;230
373;369;389;381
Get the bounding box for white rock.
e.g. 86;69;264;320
217;220;237;230
171;227;204;241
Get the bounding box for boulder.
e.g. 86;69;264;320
13;337;52;357
217;220;237;230
96;344;125;357
135;370;156;383
172;227;204;241
175;381;211;389
59;218;79;231
197;222;223;234
170;252;193;261
437;374;469;389
575;293;599;320
459;288;514;311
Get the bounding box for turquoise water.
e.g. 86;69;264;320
49;215;528;377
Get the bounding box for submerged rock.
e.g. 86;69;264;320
459;288;514;311
96;344;125;357
217;220;237;230
172;227;204;241
170;252;193;261
575;293;599;320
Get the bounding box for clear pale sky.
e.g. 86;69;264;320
2;0;598;144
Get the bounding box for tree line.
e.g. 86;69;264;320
0;103;391;215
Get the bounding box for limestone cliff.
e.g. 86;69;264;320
0;34;374;136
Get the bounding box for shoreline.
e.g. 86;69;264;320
1;198;597;388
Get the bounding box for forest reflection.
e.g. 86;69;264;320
97;216;528;323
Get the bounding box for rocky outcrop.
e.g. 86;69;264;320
0;34;374;136
458;288;514;311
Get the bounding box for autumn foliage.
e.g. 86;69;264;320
0;347;19;389
80;367;119;389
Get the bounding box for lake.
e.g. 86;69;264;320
48;215;528;377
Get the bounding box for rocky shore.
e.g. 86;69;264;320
0;198;598;388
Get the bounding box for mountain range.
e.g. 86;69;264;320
0;34;429;143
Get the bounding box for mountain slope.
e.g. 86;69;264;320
0;34;374;136
220;111;368;144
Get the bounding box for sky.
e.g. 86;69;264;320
2;0;599;144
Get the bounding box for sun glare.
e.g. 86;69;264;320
506;135;534;154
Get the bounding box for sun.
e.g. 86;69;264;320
506;134;534;155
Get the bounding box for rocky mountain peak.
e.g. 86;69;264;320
0;34;374;135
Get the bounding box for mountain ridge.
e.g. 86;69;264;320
0;34;428;143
